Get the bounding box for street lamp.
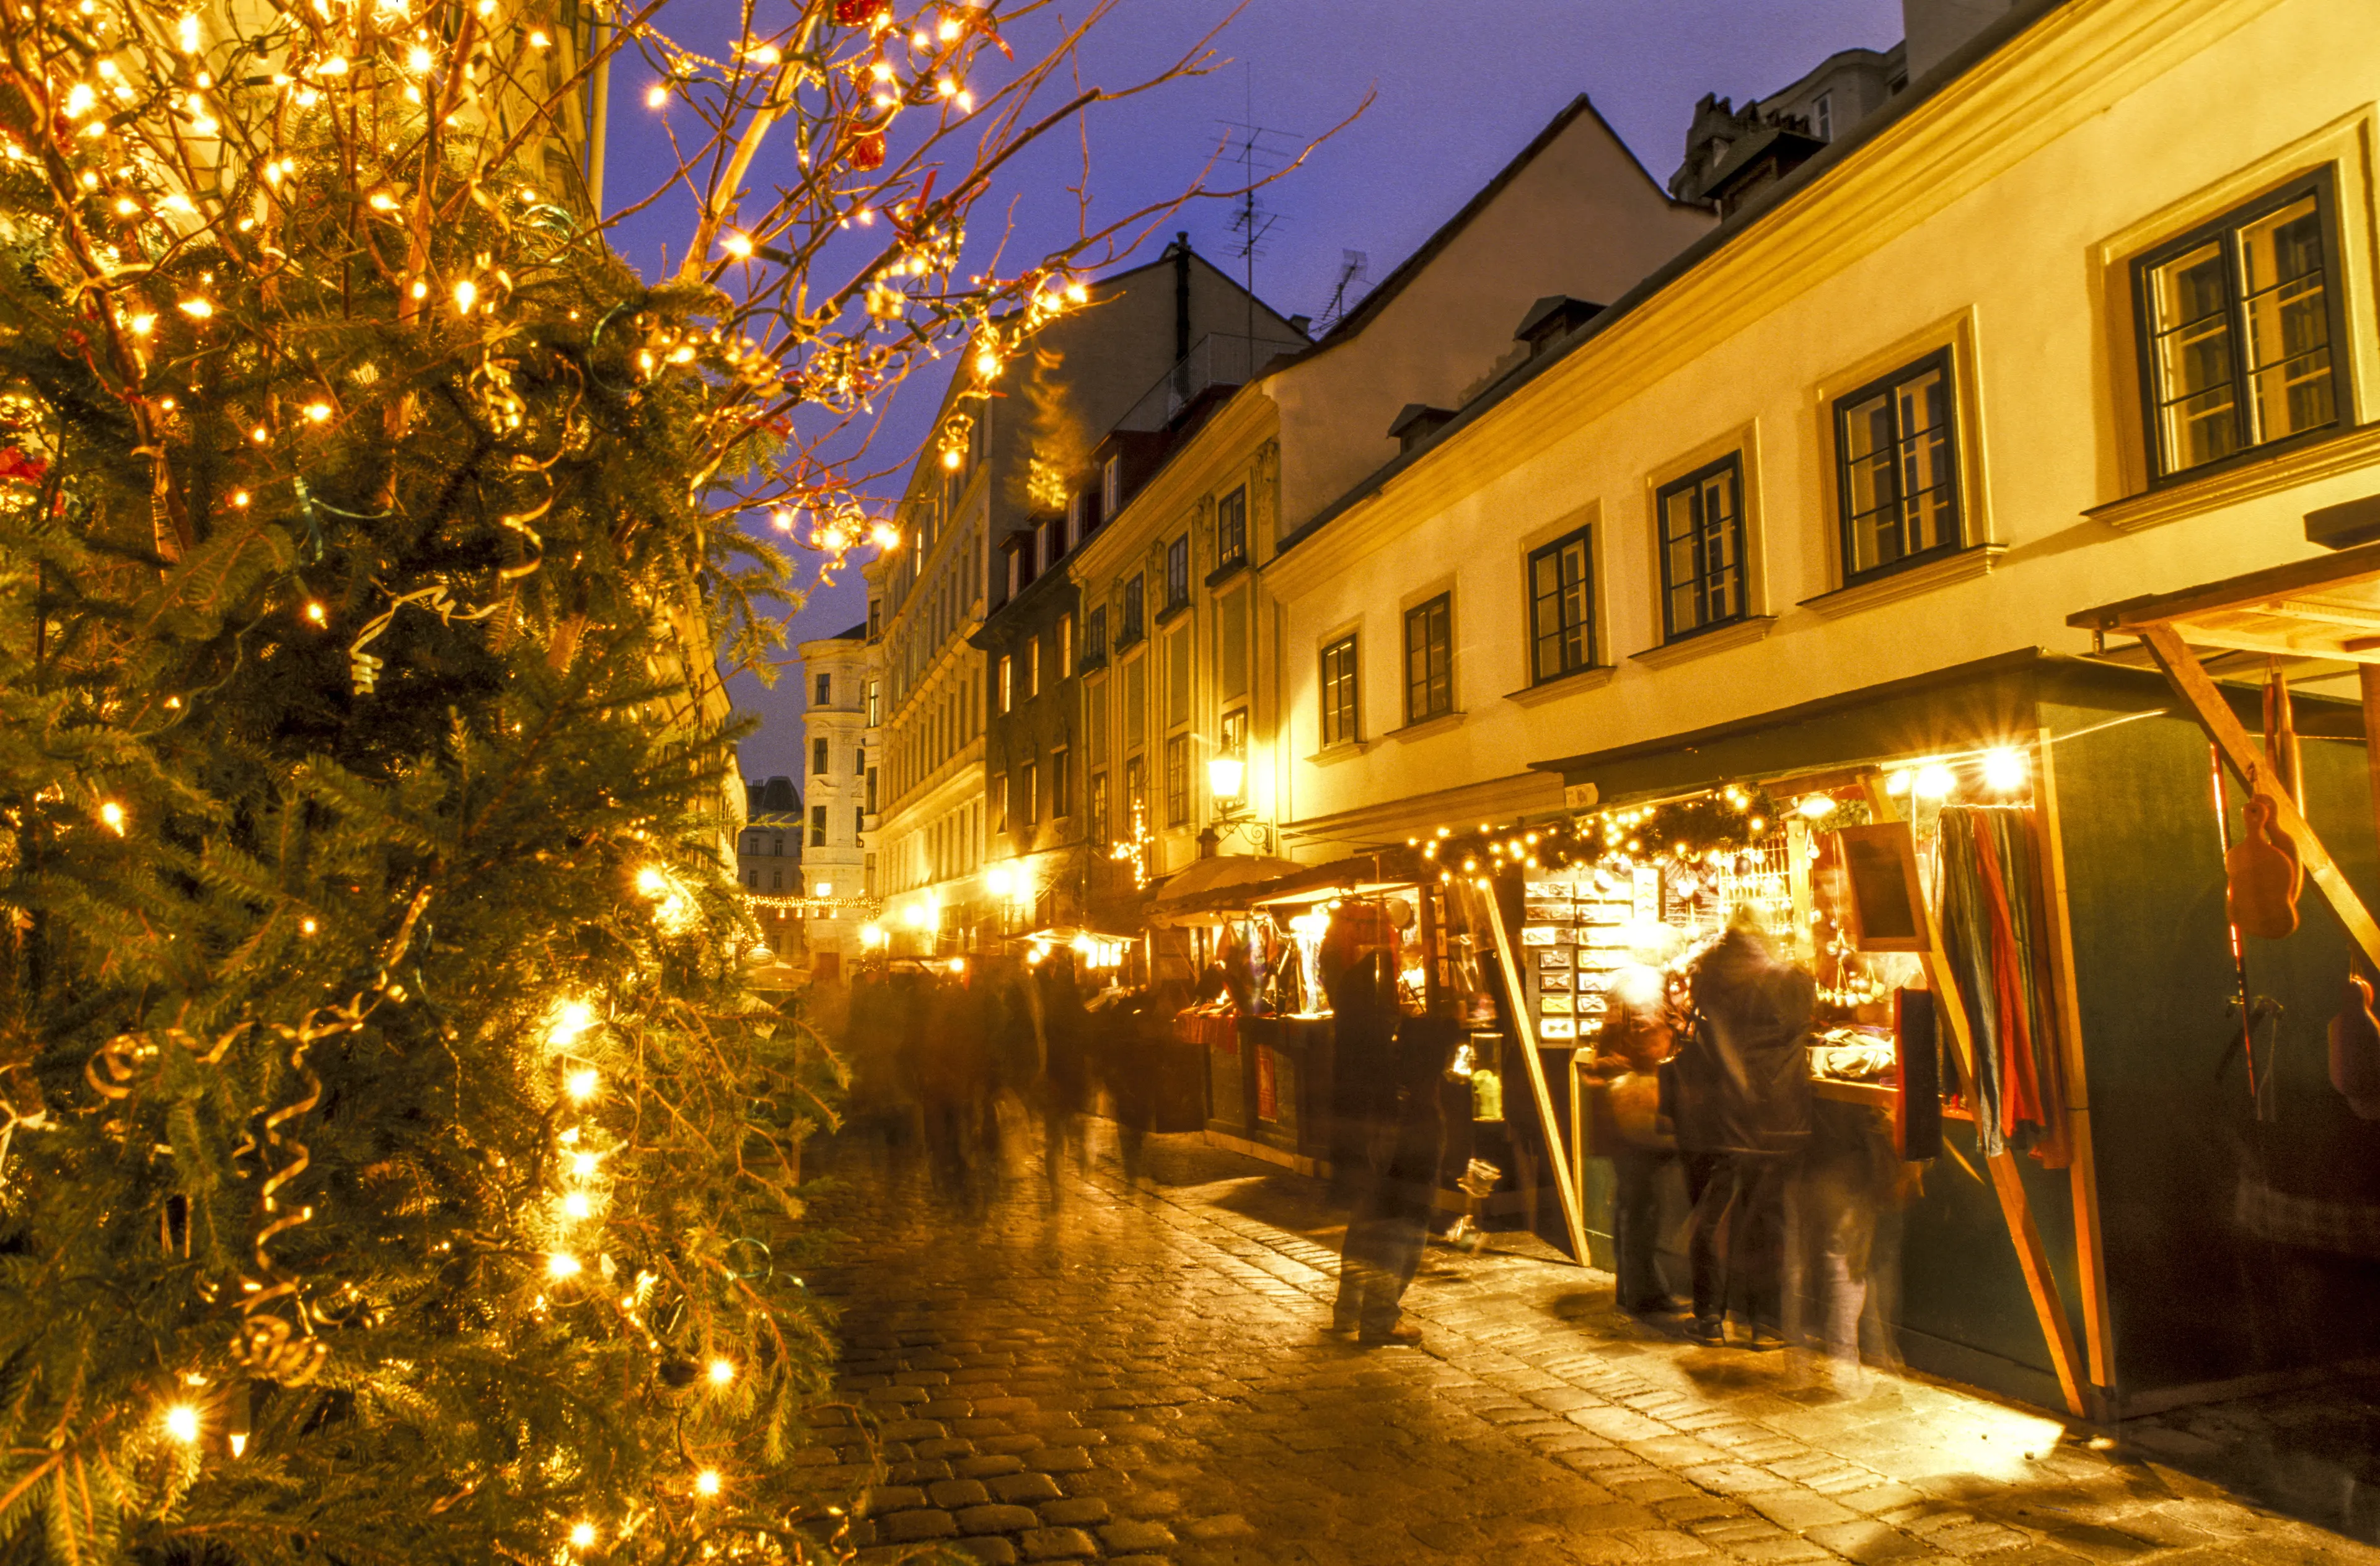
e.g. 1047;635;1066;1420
1202;752;1271;854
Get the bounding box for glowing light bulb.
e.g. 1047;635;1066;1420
547;1252;582;1280
1982;747;2026;793
707;1358;735;1385
99;801;126;834
565;1068;598;1102
695;1469;721;1497
571;1150;598;1177
1797;794;1835;819
301;917;318;935
562;1191;592;1220
1914;763;1955;800
178;298;213;319
164;1404;201;1442
1885;769;1913;796
452;278;477;314
568;1521;596;1549
721;231;752;258
304;602;326;624
645;83;667;107
547;998;595;1049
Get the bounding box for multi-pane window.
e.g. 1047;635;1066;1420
1090;770;1111;845
1164;734;1191;826
1403;595;1453;724
866;678;880;726
1121;577;1145;644
1103;455;1122;518
1022;760;1039;826
815;672;831;705
2136;175;2347;479
1657;456;1747;640
1059;612;1075;677
1085;605;1107;664
809;805;827;848
1052;747;1073;819
1320;635;1359;747
1165;536;1189;612
1835;352;1961;583
997;654;1013;713
811;737;830;775
1028;638;1041;698
1216;486;1248;568
1528;526;1597;680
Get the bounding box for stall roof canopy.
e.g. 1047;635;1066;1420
1527;648;2365;811
2068;538;2380;664
1147;850;1419;925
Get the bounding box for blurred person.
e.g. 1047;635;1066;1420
1583;966;1681;1316
916;967;992;1203
1331;961;1452;1347
1671;920;1815;1350
1035;949;1092;1195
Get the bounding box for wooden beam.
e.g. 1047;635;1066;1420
2140;625;2380;974
2153;624;2380;666
2069;538;2380;636
1481;888;1590;1268
1863;776;2089;1419
2032;727;2118;1410
2361;666;2380;887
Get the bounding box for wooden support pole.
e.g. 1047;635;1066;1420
1481;889;1591;1267
2360;666;2380;885
2141;625;2380;974
2032;728;2118;1411
1864;776;2089;1419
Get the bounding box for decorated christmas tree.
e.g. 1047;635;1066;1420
0;1;1259;1558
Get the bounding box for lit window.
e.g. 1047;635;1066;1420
1529;525;1598;678
1834;353;1961;583
1656;457;1746;640
997;654;1013;714
1164;734;1190;825
1402;596;1452;724
1103;455;1122;518
1320;635;1359;747
1027;637;1041;698
1216;486;1247;569
2136;174;2347;479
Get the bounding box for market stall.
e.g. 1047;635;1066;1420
1497;646;2380;1420
1152;851;1587;1241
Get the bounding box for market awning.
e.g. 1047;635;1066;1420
2069;540;2380;973
1145;849;1418;925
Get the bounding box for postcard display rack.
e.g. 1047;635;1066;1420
1515;871;1657;1044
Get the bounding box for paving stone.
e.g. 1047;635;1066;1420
1024;1445;1095;1474
1035;1497;1111;1526
989;1471;1065;1505
954;1538;1018;1565
1099;1519;1179;1551
858;1486;925;1516
956;1453;1027;1479
956;1505;1039;1535
1018;1526;1098;1559
928;1479;992;1509
879;1508;957;1544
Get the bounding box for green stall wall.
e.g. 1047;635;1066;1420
2048;697;2380;1400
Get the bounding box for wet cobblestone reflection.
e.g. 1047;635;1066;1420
797;1127;2374;1565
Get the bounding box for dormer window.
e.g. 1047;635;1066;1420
1102;454;1122;517
1513;296;1604;360
1388;403;1456;455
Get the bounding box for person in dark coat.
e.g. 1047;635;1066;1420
1035;950;1091;1195
1331;961;1451;1347
1582;966;1681;1315
1672;922;1815;1349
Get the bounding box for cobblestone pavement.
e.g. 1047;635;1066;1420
795;1125;2377;1566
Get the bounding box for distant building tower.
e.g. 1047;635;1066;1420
736;775;804;957
791;622;881;959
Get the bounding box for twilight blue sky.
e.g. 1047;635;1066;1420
602;0;1903;782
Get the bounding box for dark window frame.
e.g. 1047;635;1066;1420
1085;605;1108;664
1090;769;1111;846
1119;578;1145;646
1527;524;1599;682
1164;733;1191;827
1216;486;1248;569
2131;169;2352;485
1164;536;1190;612
1320;634;1359;748
1402;594;1454;725
808;805;827;848
1051;746;1072;819
1831;349;1963;587
1655;455;1748;643
811;736;830;775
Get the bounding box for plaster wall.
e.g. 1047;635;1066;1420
1267;107;1712;541
1267;0;2380;851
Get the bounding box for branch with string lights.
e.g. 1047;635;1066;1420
1408;781;1791;881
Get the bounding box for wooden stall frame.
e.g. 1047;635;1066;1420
1480;890;1592;1267
2031;726;2118;1410
1863;774;2091;1420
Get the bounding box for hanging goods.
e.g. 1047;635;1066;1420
2329;974;2380;1120
2226;788;2303;940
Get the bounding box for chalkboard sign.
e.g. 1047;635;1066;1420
1835;822;1929;952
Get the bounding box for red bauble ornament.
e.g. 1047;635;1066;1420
832;0;871;23
848;131;884;170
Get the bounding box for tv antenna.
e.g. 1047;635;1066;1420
1316;250;1369;335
